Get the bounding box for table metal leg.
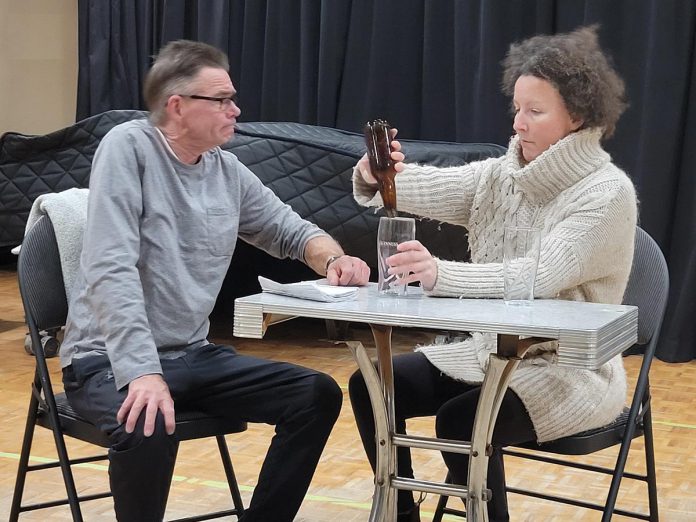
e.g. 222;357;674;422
346;327;396;522
371;324;398;522
466;334;540;521
348;328;540;522
466;354;522;521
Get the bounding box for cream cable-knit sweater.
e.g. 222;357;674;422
353;128;637;442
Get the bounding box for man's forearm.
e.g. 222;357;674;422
304;235;345;275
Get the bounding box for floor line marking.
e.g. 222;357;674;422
653;419;696;429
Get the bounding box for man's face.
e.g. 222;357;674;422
174;66;241;150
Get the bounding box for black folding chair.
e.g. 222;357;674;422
434;227;668;521
10;215;247;521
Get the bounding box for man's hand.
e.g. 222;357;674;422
326;255;370;286
117;374;175;437
305;236;370;285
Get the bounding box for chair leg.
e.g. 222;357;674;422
642;408;659;521
602;437;634;521
216;435;245;515
601;409;660;522
11;389;86;522
432;472;467;521
9;393;40;522
163;436;245;522
48;416;85;521
432;489;449;522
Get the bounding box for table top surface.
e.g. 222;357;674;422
234;284;638;369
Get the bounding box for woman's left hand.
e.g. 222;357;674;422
386;240;438;291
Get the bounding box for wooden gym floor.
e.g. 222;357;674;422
0;266;694;521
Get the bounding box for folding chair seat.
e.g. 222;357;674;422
10;215;247;521
433;227;668;521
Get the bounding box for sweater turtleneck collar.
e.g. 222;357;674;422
504;127;610;205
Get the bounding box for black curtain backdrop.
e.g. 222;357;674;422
76;0;696;363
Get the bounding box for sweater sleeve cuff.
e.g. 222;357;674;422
113;361;163;391
352;166;384;207
425;259;505;298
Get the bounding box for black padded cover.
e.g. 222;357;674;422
0;110;148;247
1;110;506;323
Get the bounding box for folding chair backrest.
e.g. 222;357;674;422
622;227;670;354
17;215;69;333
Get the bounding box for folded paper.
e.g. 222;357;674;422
258;276;358;303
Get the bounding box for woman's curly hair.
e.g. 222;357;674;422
501;25;627;138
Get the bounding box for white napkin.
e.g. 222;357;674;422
258;276;358;303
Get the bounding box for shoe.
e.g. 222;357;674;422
397;505;420;522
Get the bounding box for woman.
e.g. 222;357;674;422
349;26;636;522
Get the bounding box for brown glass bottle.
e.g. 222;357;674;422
364;119;397;217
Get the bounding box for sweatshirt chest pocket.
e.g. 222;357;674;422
207;207;238;256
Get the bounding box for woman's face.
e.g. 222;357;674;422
512;75;583;163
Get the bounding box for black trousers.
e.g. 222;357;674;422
63;343;342;522
349;352;536;522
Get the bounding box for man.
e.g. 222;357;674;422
60;39;369;521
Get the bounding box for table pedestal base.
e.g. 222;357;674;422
347;330;538;522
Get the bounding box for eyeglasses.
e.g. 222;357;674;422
178;94;238;111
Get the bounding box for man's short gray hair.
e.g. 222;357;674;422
144;40;229;124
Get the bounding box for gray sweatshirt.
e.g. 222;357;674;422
61;119;327;390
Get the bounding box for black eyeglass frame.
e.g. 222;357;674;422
177;94;238;110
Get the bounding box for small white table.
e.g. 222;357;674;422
234;284;637;521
